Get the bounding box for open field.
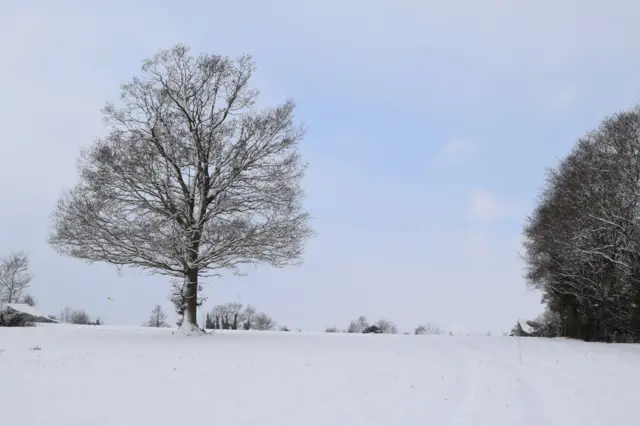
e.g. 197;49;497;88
1;324;639;425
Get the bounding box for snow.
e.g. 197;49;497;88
1;325;639;426
177;320;207;336
520;321;534;334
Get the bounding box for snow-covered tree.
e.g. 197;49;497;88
252;312;276;331
205;303;261;330
347;316;369;333
48;45;313;334
524;106;640;342
375;319;398;334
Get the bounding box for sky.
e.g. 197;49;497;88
2;0;640;334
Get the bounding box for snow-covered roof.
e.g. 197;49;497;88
520;321;534;334
5;303;58;322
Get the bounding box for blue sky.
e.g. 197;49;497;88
2;0;640;333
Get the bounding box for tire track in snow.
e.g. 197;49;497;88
450;338;556;426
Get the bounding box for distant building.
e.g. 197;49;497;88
1;303;58;324
510;320;537;337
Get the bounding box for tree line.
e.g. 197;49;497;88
326;316;446;335
522;106;640;342
144;303;279;331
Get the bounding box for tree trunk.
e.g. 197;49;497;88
565;302;581;339
185;269;198;326
178;269;202;335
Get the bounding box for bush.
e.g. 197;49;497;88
70;310;91;325
363;325;381;334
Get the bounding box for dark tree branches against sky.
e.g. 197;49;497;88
49;45;314;334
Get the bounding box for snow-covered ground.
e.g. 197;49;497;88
1;324;639;425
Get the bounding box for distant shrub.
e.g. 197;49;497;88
363;325;381;334
325;327;339;333
415;323;443;335
70;310;91;325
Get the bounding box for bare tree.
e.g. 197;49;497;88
48;45;313;334
147;304;169;327
241;304;256;330
225;302;244;330
347;315;369;333
21;294;36;307
415;323;443;335
253;312;276;331
59;306;73;323
0;251;33;304
375;319;398;334
70;310;91;325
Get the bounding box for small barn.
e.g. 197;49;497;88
1;303;58;324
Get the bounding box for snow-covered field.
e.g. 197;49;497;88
1;325;639;426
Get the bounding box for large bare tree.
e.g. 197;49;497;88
0;251;33;304
49;45;313;334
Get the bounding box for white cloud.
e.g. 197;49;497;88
468;189;523;222
434;138;476;165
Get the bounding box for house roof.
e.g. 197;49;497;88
520;321;534;334
5;303;58;322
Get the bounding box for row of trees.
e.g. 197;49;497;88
325;316;446;335
204;303;277;330
145;302;279;331
55;307;102;325
523;106;640;342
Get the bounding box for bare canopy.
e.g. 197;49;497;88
0;251;33;304
49;45;313;333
